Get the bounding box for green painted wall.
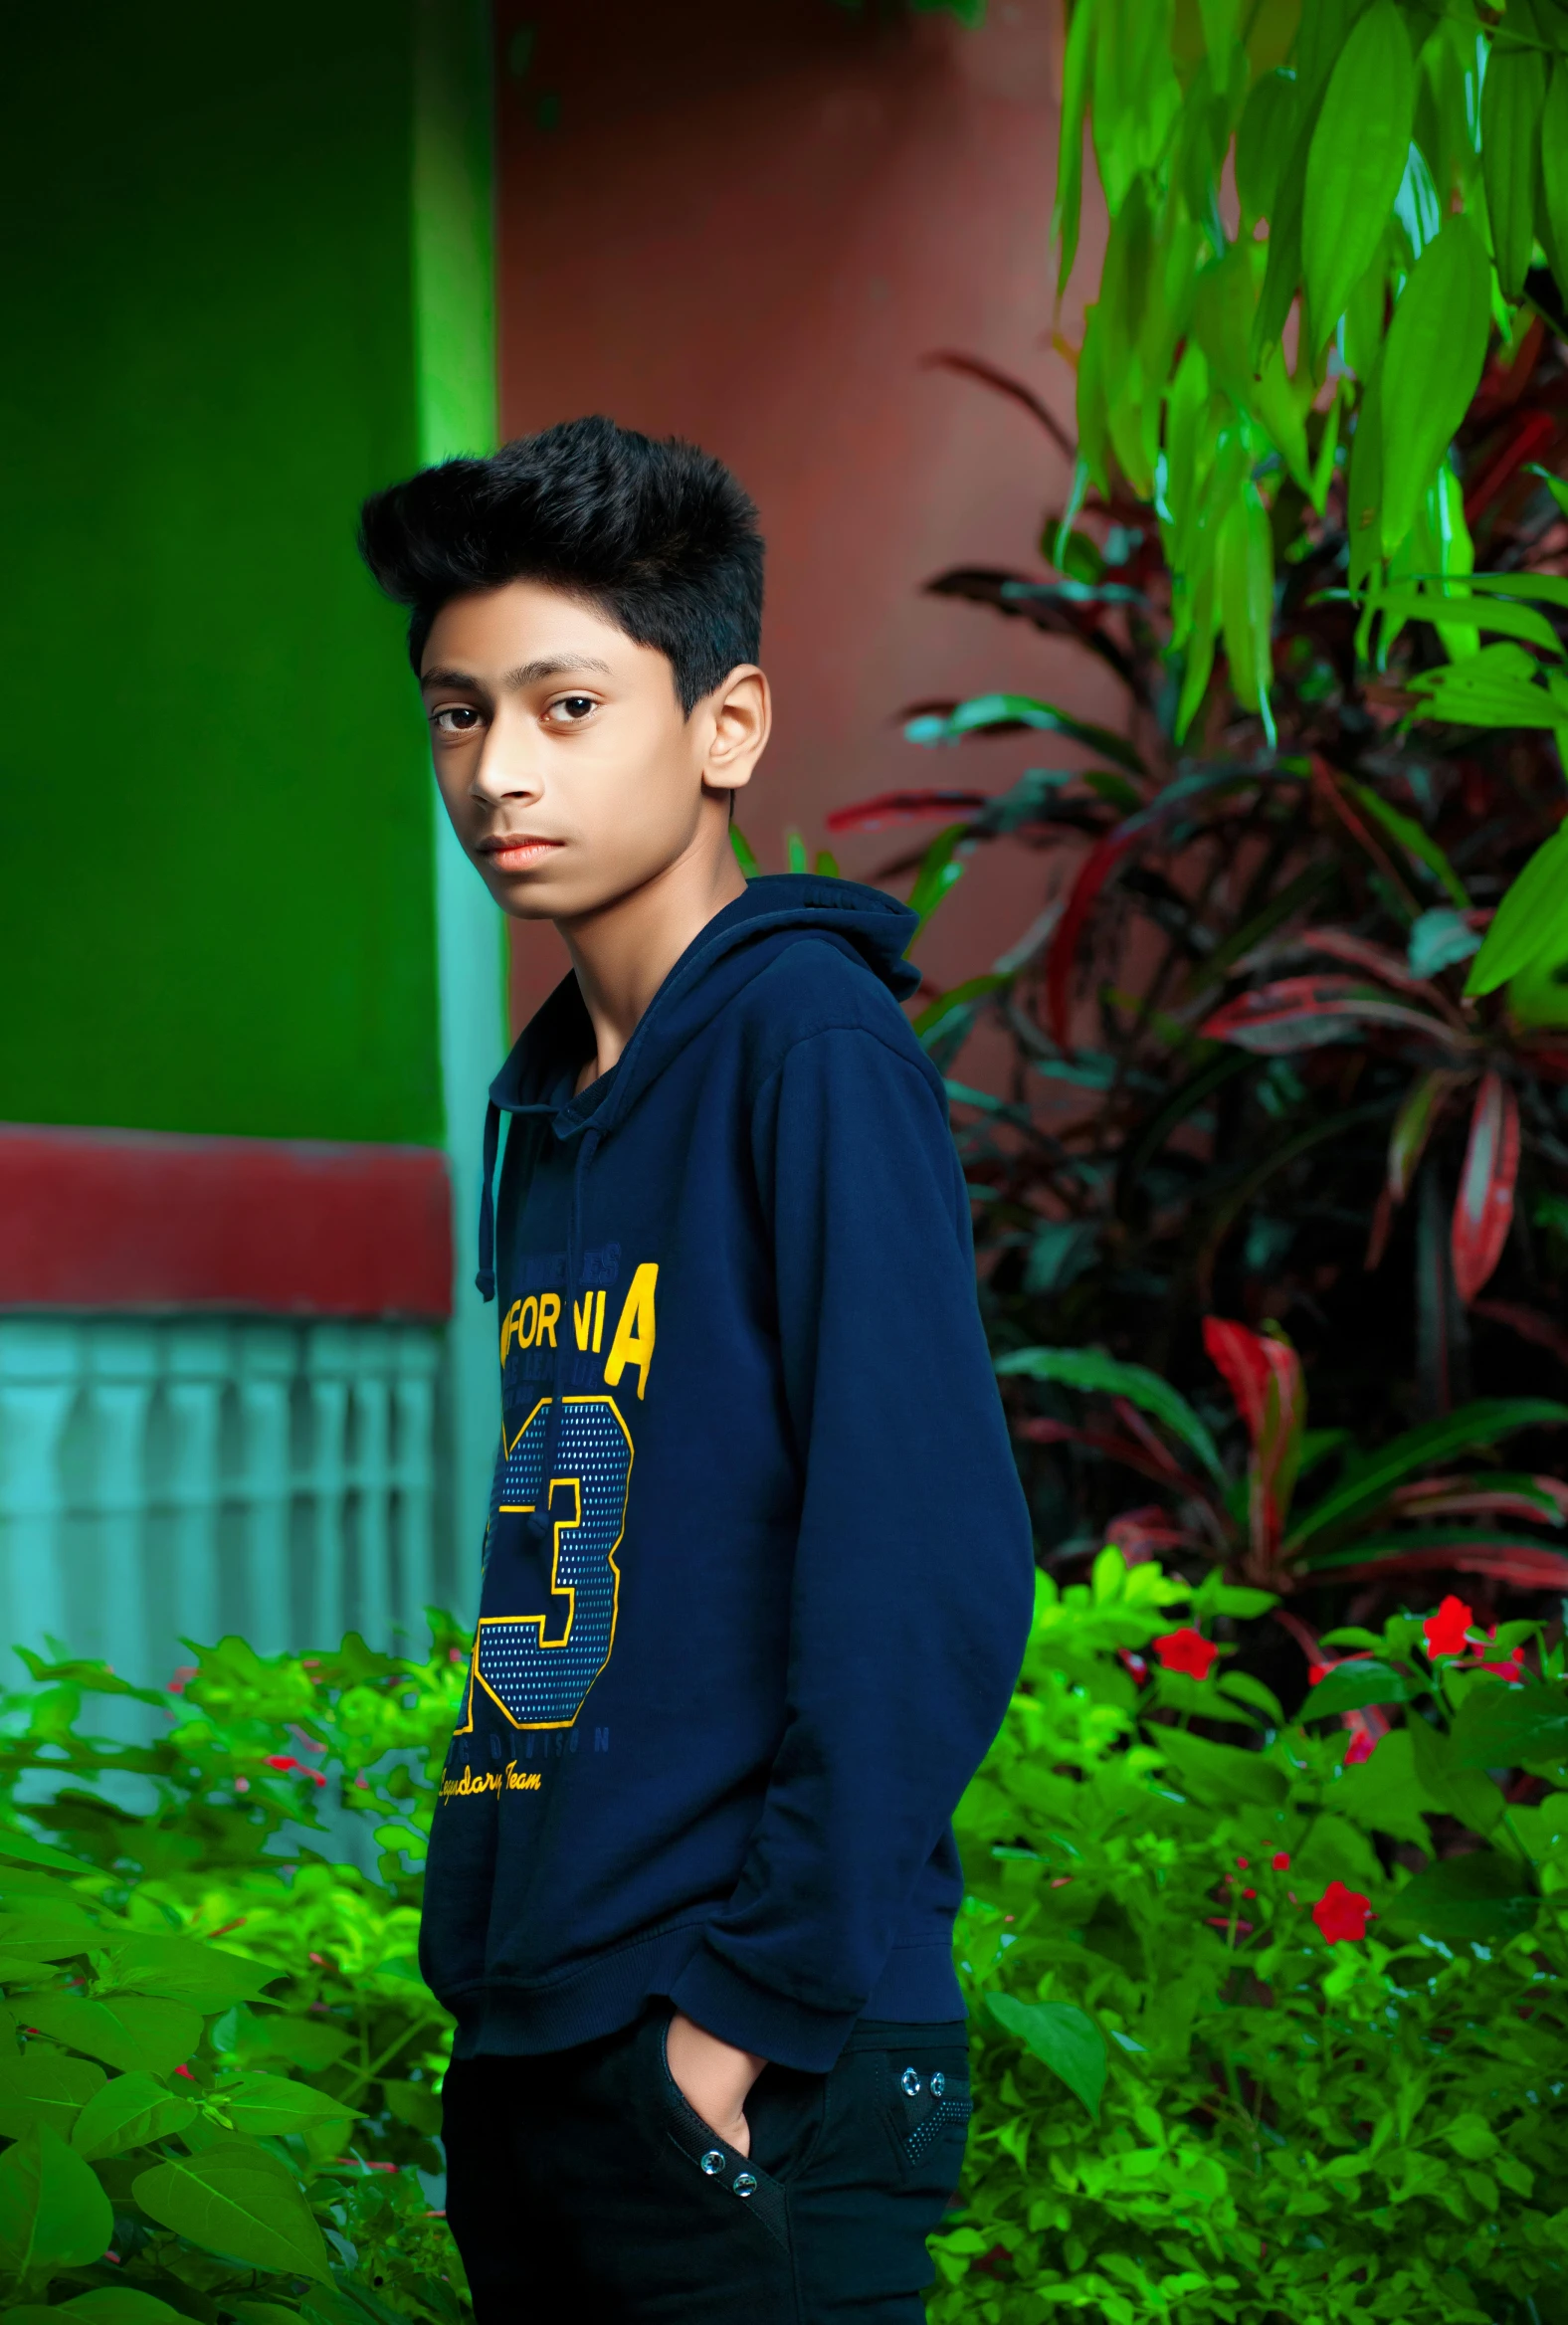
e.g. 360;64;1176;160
0;1;442;1144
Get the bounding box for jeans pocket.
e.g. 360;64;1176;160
654;2013;792;2252
872;2043;974;2189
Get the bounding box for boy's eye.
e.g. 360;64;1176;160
432;704;483;734
545;695;598;725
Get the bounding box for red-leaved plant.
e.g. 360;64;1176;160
995;1315;1568;1599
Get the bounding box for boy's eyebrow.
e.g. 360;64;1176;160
418;655;614;692
501;654;614;688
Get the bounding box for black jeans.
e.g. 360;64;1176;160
442;2008;972;2323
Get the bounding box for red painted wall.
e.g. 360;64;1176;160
0;1129;452;1317
493;0;1118;1036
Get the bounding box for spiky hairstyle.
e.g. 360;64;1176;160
357;415;764;711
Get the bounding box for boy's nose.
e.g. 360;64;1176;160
471;732;544;803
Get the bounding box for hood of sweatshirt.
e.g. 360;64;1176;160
480;872;921;1271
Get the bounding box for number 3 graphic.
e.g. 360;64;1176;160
466;1395;633;1731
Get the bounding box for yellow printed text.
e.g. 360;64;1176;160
440;1761;543;1802
603;1263;658;1399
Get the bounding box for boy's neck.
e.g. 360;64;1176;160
556;832;747;1092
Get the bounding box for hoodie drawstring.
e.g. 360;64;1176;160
476;1098;502;1302
523;1120;602;1548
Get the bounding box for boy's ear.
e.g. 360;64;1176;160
701;666;770;795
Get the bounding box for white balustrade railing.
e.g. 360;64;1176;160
0;1315;460;1686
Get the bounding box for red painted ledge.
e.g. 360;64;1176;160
0;1125;453;1318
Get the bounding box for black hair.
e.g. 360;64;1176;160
357;415;764;713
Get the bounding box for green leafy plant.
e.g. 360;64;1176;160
934;1545;1568;2323
0;1627;471;2324
828;0;1568;1614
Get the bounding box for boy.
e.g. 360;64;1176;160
358;417;1034;2323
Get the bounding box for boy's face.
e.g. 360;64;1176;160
419;580;768;923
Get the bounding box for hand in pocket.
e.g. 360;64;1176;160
664;2011;767;2155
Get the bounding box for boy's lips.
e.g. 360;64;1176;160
479;834;565;872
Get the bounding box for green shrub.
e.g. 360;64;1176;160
934;1550;1568;2324
0;1624;469;2323
6;1577;1567;2324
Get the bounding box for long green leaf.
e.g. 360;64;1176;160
1053;0;1095;289
1378;217;1492;556
1409;642;1562;727
1252;85;1319;365
911;973;1008;1042
1302;2;1415;350
1304;1527;1568;1581
1346;347;1386;591
1481;29;1548;301
1236;69;1299;228
1540;61;1568;307
906;824;969;941
1349;586;1564;658
1433;574;1568;606
905;693;1147;776
1217;482;1274;728
1465;824;1568;995
1288;1400;1568;1548
995;1345;1226;1483
0;1829;94;1877
1341;778;1470;906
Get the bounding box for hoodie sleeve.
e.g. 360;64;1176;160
666;1020;1035;2072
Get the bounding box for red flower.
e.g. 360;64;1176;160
1342;1730;1376;1767
1308;1662;1328;1686
1154;1628;1218;1680
1312;1880;1371;1944
1117;1647;1149;1684
266;1755;299;1772
1272;1851;1290;1871
1424;1596;1474;1659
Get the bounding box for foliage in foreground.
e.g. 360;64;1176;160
1;1585;1567;2324
0;1627;469;2325
935;1549;1568;2324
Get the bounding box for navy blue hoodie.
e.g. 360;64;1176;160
421;874;1034;2074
